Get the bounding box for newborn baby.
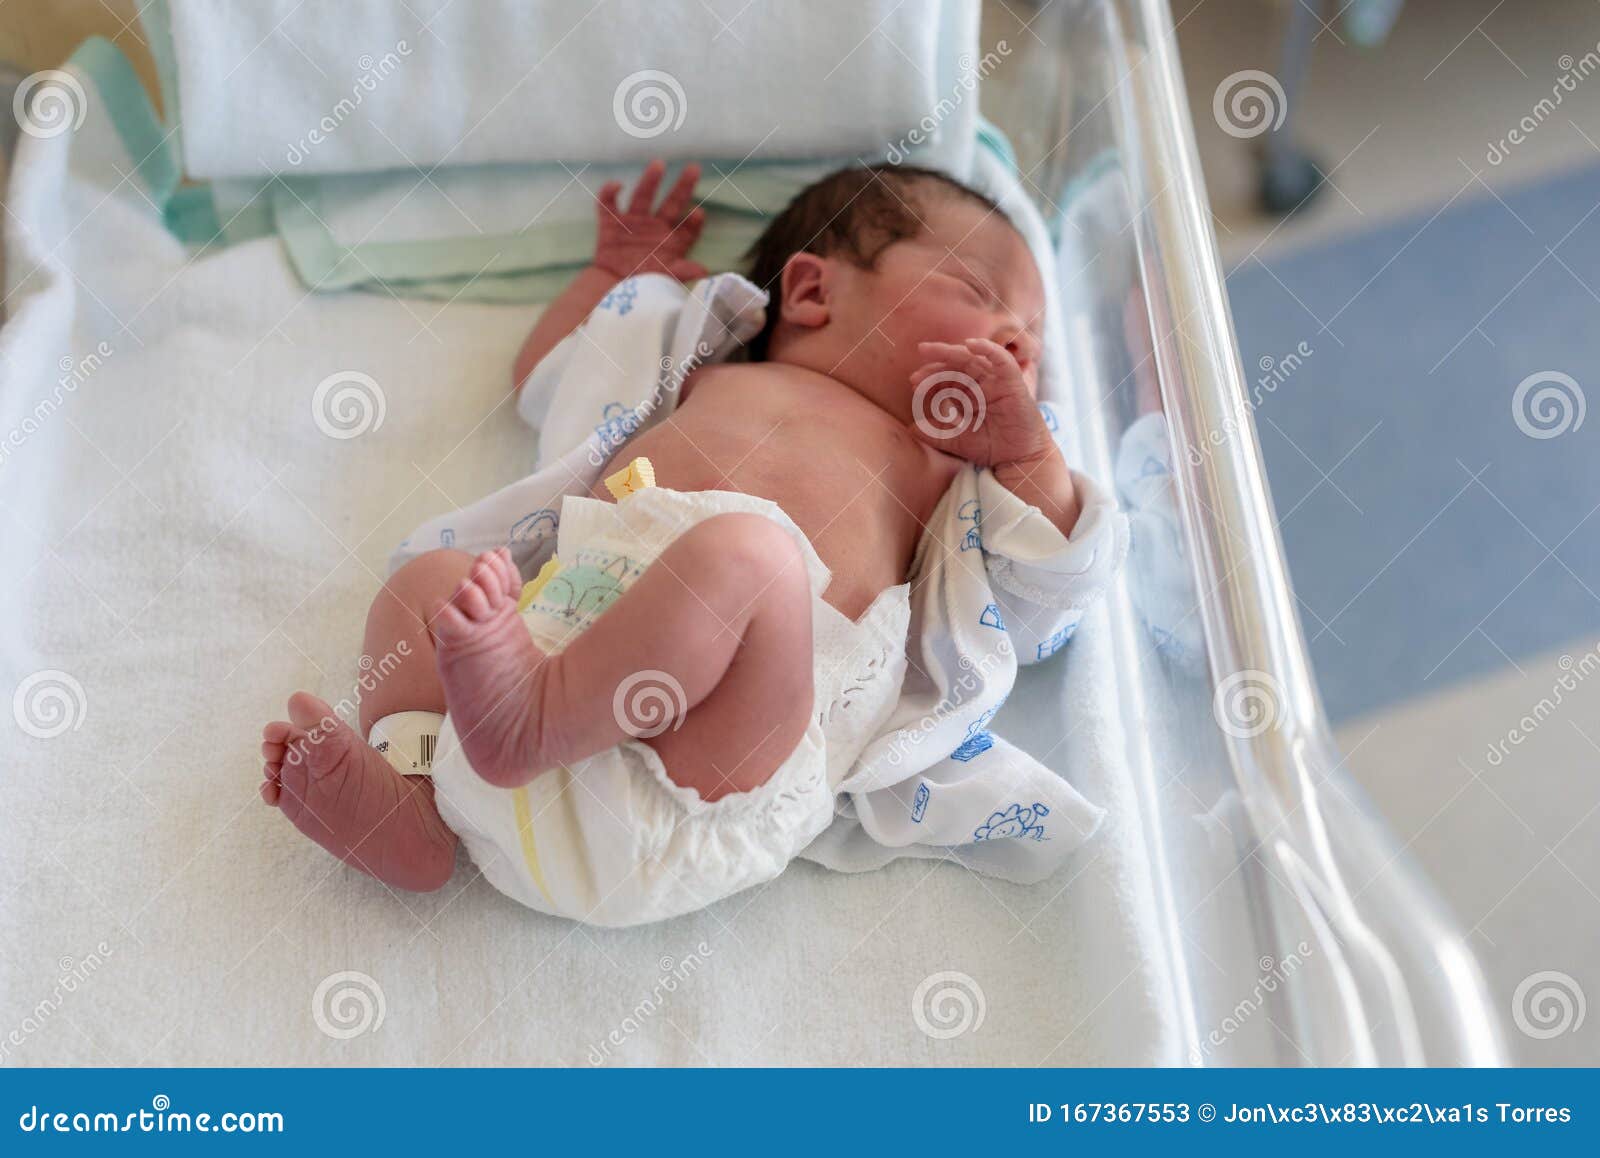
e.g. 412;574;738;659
260;160;1107;922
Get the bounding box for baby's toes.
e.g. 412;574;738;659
469;558;506;607
490;548;521;598
471;553;519;610
429;597;475;646
450;573;494;621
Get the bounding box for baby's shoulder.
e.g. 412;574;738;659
677;358;798;404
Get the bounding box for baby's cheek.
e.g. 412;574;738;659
886;297;980;348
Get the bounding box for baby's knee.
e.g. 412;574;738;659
384;549;475;610
691;513;809;595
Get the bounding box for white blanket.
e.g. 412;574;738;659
159;0;972;179
0;47;1179;1065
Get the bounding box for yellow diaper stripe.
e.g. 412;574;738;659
511;786;553;903
603;456;656;500
517;555;562;612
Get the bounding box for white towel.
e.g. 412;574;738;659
160;0;975;179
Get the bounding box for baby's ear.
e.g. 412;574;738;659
778;252;830;329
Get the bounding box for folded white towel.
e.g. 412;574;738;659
161;0;974;179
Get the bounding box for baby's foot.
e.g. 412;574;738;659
431;547;553;788
260;692;457;892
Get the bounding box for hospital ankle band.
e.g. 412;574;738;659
604;456;655;500
368;711;446;776
517;555;562;612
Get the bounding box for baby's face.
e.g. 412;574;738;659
829;197;1045;409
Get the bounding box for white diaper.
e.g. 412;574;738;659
429;486;910;927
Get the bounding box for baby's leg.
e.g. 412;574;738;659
433;515;814;798
260;550;470;892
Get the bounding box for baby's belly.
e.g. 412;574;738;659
598;429;915;621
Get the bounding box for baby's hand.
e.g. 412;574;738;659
908;339;1057;469
593;160;708;283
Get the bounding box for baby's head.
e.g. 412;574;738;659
745;164;1044;416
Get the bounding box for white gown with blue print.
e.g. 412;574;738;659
392;273;1129;885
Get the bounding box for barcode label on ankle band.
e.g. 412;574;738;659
419;734;436;768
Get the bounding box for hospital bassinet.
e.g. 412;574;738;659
0;0;1502;1065
1001;0;1503;1064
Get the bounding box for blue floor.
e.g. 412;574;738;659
1226;162;1600;723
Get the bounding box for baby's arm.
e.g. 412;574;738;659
511;160;707;393
911;338;1129;662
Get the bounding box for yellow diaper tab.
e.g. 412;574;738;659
604;456;656;500
517;555;562;612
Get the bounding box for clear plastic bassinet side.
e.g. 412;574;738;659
982;0;1506;1065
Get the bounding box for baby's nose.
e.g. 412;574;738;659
1005;329;1040;372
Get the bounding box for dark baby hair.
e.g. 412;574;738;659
742;163;1002;360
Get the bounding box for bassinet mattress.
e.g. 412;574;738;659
0;82;1177;1065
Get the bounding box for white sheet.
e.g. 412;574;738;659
0;56;1179;1065
163;0;966;179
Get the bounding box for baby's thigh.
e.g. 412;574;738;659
643;619;815;805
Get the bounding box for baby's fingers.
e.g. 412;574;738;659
916;339;976;363
964;337;1013;362
964;337;1022;378
657;163;702;223
627;160;667;215
673;206;706;242
596;180;624;220
909;361;957;383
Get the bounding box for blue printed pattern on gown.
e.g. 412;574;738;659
957;499;982;552
594;401;644;457
1035;620;1077;661
974;802;1050;842
598;279;639;315
950;705;999;763
509;507;559;548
